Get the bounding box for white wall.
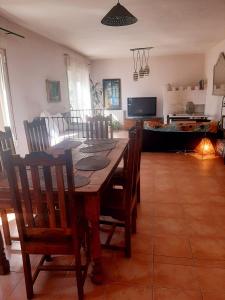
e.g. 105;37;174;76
204;39;225;120
90;54;205;119
0;16;89;155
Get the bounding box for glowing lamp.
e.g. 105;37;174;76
196;137;215;157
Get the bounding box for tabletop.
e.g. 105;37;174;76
0;138;128;201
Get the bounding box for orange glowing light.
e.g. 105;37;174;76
196;138;215;155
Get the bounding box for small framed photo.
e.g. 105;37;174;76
103;79;121;110
46;80;61;103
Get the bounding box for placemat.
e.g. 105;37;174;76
75;155;110;171
53;140;82;149
84;139;116;145
74;175;90;188
80;143;116;153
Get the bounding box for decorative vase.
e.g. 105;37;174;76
186;101;195;114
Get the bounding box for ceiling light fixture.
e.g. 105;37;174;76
101;1;137;26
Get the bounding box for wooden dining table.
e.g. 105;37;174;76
0;138;128;279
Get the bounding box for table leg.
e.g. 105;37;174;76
84;194;103;284
0;230;10;275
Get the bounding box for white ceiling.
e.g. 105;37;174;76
0;0;225;60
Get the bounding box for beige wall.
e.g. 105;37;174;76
204;39;225;119
90;54;205;118
0;16;89;155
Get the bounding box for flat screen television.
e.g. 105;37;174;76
127;97;157;117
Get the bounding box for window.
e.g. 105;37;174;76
0;49;16;137
65;54;91;112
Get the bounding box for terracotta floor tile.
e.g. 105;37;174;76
104;283;153;300
194;266;225;292
153;203;184;218
151;217;186;236
147;193;181;204
1;152;225;299
185;219;224;238
183;204;213;221
193;258;225;269
0;272;24;299
154;256;193;266
153;287;202;300
202;291;225;300
190;237;225;260
101;253;153;285
154;263;199;290
153;236;192;258
132;233;153;255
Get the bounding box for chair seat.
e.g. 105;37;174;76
23;239;74;255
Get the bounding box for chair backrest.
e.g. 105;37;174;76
127;123;142;199
124;129;136;211
0;127;15;173
135;121;142;174
3;149;77;244
24;118;50;153
86;114;113;139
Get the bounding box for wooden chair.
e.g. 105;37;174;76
111;121;142;203
3;149;90;300
86;114;113;140
24;118;50;153
100;129;137;257
0;126;16;245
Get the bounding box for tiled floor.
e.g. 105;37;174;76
1;152;225;299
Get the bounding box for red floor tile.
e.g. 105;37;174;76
195;266;225;292
153;287;202;300
153;236;192;258
154;263;199;290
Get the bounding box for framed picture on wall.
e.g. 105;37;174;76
46;80;61;103
103;79;121;110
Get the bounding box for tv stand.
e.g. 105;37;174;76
167;114;210;124
123;116;162;130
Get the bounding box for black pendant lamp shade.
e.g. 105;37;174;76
101;1;137;26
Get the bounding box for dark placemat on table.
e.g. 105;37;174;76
75;155;110;171
80;143;116;153
84;139;116;145
53;140;82;149
74;175;90;188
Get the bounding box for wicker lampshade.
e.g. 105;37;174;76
101;1;137;26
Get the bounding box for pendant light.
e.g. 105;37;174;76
130;47;153;81
144;49;150;76
139;50;145;78
133;51;138;81
101;1;137;26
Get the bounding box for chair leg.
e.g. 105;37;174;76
0;210;11;246
132;205;137;234
22;253;33;300
125;217;131;258
137;178;141;203
75;258;84;300
74;238;84;300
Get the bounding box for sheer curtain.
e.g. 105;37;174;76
0;49;16;138
65;54;91;111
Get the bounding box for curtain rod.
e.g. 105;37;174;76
0;27;25;39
